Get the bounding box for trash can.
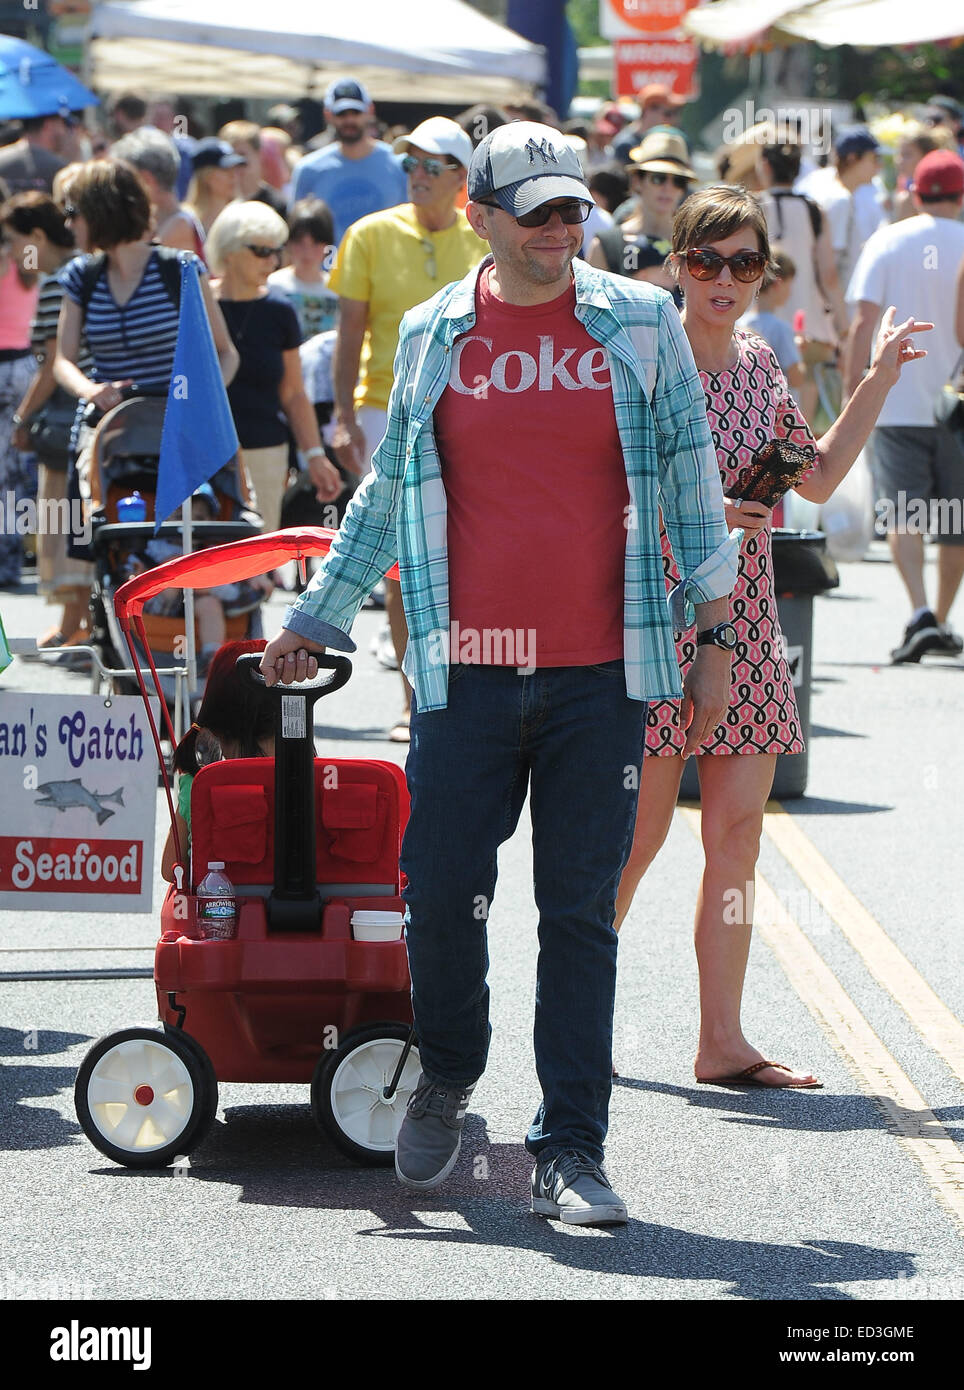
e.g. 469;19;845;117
678;529;839;801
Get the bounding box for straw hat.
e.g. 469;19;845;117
626;129;696;180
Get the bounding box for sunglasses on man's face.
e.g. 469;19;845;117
684;247;767;283
401;154;461;177
476;199;590;228
245;243;284;259
642;170;691;191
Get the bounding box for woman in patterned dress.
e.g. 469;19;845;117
615;186;929;1088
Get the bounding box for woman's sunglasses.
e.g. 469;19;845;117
476;199;590;228
401;154;461;177
640;170;691;191
245;243;284;259
684;247;767;283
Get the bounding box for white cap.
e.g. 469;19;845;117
394;117;474;171
207;861;225;870
467;121;591;217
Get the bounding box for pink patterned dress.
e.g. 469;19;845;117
647;328;817;757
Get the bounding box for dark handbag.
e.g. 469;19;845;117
725;438;817;510
26;387;77;469
935;354;964;447
280;454;357;530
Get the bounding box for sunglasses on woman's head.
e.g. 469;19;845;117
401;154;461;177
476;199;590;228
684;247;767;282
642;170;691;191
245;243;284;259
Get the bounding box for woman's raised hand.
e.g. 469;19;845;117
871;305;932;383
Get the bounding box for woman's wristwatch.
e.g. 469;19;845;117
696;621;738;651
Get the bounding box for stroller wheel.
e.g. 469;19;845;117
312;1023;420;1166
75;1026;218;1168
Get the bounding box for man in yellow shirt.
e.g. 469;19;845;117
329;116;487;741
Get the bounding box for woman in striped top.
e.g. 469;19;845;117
54;159;237;436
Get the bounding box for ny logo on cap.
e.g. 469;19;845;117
524;137;558;166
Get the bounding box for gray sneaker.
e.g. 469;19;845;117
531;1150;628;1226
394;1072;475;1191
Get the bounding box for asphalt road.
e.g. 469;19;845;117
2;542;963;1314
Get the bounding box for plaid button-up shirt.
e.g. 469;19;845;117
285;255;738;712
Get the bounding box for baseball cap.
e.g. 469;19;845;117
394;117;474;170
912;148;964;198
594;103;627;138
324;78;371;114
637;84;685;112
833;125;879;160
467;121;591;216
191;138;246;171
627;129;696;180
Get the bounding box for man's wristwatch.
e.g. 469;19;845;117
696;621;738;651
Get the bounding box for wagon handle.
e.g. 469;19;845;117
235;651;352;698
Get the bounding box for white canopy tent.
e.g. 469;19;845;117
684;0;964;48
87;0;547;103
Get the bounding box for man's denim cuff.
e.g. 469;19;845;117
283;606;357;653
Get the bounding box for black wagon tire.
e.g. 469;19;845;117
75;1026;218;1168
311;1023;421;1166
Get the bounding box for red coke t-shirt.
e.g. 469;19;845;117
433;266;628;667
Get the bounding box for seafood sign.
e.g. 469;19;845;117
0;694;158;912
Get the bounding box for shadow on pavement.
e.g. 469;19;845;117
88;1105;918;1298
0;1025;90;1152
616;1077;964;1143
771;796;892;815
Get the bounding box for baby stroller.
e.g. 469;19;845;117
73;526;420;1168
84;393;262;702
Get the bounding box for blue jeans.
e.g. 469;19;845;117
400;661;647;1165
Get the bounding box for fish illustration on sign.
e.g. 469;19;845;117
34;780;126;826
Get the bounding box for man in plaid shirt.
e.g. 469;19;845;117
262;122;737;1225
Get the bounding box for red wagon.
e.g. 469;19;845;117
74;527;421;1167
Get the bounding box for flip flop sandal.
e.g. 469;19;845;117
696;1060;823;1089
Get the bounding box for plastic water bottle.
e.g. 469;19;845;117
116;491;146;523
197;861;237;940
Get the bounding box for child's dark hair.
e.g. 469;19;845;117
287;197;334;247
172;639;273;774
762;245;796;289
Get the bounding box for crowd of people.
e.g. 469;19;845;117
1;71;964;1223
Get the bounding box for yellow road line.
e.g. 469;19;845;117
762;802;964;1085
679;808;964;1237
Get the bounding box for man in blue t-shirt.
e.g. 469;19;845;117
291;78;407;246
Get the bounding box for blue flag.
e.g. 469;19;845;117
154;257;239;532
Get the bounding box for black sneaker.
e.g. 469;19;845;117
935;623;964;657
531;1149;628;1226
890;610;942;664
394;1072;474;1191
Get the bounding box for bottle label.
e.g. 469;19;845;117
200;898;235;919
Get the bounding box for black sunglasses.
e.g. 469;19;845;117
245;243;284;259
685;247;767;283
476;199;590;228
641;170;691;191
401;154;461;177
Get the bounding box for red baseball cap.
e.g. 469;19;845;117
913;149;964;198
637;84;685;111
